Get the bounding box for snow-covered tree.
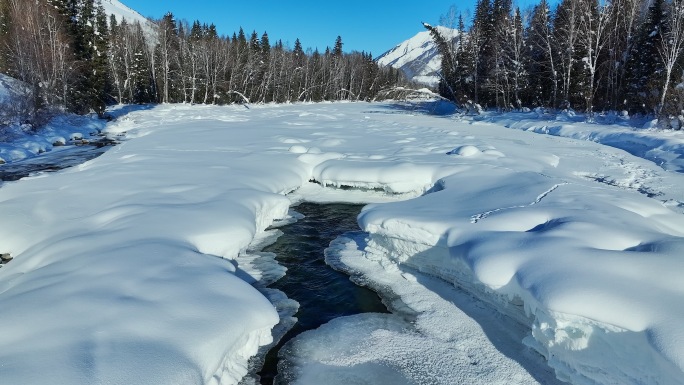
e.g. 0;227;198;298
625;0;666;114
658;0;684;117
526;0;558;107
576;0;612;116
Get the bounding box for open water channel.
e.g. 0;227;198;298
257;203;388;384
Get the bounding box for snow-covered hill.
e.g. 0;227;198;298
377;26;458;87
101;0;150;27
100;0;157;43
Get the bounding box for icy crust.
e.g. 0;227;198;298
357;167;684;385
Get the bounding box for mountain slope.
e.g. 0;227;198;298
101;0;150;26
100;0;157;43
377;26;458;87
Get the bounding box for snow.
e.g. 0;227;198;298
0;73;18;105
276;232;563;385
480;111;684;173
101;0;152;28
377;26;458;87
100;0;158;44
0;101;684;384
0;74;108;164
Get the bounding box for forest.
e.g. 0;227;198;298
0;0;403;125
428;0;684;123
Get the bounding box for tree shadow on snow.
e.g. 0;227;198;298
105;104;156;121
373;100;458;117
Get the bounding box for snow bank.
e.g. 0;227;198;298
483;112;684;173
0;107;302;384
0;74;108;164
356;166;684;385
277;232;562;385
312;160;461;194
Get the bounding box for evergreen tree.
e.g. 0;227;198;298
526;0;558;107
472;0;493;104
130;23;154;104
91;1;111;115
0;0;10;73
455;14;476;103
155;12;180;103
423;23;458;101
333;35;343;57
70;0;98;113
490;0;514;109
291;38;306;100
554;0;583;109
625;0;666;114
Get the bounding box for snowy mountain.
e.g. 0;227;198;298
100;0;150;27
377;26;458;87
100;0;157;43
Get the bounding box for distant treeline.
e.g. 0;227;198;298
429;0;684;121
0;0;404;124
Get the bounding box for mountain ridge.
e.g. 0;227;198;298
377;26;458;87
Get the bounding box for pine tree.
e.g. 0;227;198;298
155;12;180;103
423;23;458;101
506;7;527;109
596;0;640;110
526;0;558;107
472;0;493;104
130;23;154;104
333;36;343;57
68;0;98;113
554;0;583;109
625;0;666;114
291;38;306;100
490;0;513;109
455;14;476;103
0;0;10;73
91;1;111;116
258;31;271;102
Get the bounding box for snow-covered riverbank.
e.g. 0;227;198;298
0;102;683;384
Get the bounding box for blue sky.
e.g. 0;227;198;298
119;0;547;55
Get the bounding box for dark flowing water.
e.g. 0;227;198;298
258;203;388;384
0;145;109;181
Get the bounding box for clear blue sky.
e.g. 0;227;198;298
119;0;548;55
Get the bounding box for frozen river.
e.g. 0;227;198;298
0;102;683;385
